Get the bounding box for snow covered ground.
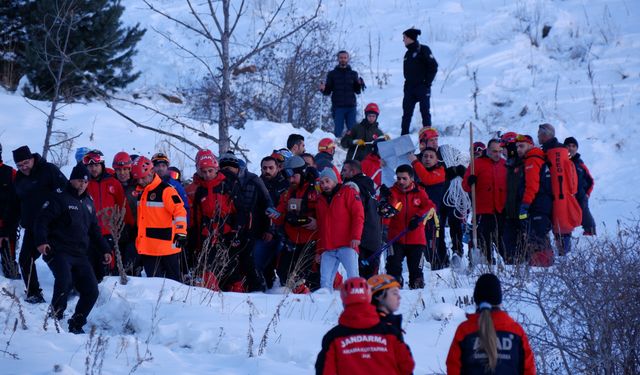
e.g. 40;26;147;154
1;0;639;373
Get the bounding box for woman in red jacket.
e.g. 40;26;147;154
446;273;536;375
315;277;415;375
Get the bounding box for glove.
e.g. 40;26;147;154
359;77;366;91
173;233;187;248
467;174;478;186
519;204;530;220
305;166;319;181
379;184;391;199
353;139;366;146
407;215;423;230
455;165;466;177
445;167;457;180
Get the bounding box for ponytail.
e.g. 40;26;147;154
477;304;498;371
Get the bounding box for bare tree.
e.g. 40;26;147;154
144;0;322;153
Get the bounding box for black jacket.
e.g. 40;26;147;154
403;41;438;86
321;65;362;108
223;168;274;238
0;163;19;237
314;152;335;172
262;172;289;209
340;119;385;161
571;153;593;203
33;184;110;257
346;173;382;251
14;154;68;229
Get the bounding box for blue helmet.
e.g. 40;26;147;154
75;147;91;163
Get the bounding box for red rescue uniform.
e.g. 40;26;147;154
315;182;364;254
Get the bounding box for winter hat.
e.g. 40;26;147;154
563;137;579;148
12;145;33;163
70;163;90;181
319;167;339;184
538;123;556;137
341;277;372;306
403;28;421;41
74;147;90;163
195;149;218;169
473;273;502;306
219;152;240;169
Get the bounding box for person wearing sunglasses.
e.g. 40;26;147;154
82;149;128;281
11;145;67;304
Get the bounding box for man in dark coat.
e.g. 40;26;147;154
401;28;438;135
564;137;596;236
0;143;20;279
341;160;382;279
219;152;275;292
12;146;68;303
34;163;112;334
320;50;365;137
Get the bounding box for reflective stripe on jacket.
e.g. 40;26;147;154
136;174;187;256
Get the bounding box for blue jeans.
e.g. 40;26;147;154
320;247;359;290
332;106;357;137
253;236;281;272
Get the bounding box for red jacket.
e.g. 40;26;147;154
188;173;235;250
446;310;536;375
412;159;445;186
87;172;129;235
315;302;415;375
275;182;319;245
361;153;382;196
521;147;546;205
316;182;364;254
463;156;507;215
387;182;434;245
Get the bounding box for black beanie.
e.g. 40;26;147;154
70;163;89;181
403;28;421;41
473;273;502;306
12;145;33;163
563;137;579;148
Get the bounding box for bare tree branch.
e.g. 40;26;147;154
48;131;82;148
143;0;221;43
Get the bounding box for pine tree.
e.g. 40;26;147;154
0;0;29;90
19;0;145;100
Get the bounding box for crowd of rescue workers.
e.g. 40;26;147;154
0;28;589;373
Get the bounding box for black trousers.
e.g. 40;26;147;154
477;213;505;263
142;253;181;282
526;215;552;253
1;235;19;278
580;197;596;234
277;242;316;289
18;229;42;296
358;245;380;280
425;221;448;270
44;252;98;326
386;243;425;289
502;218;525;264
224;238;265;292
401;84;432;135
439;205;463;256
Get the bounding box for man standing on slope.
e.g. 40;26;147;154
401;28;438;135
320;50;365;138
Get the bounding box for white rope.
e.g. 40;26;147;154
439;144;472;220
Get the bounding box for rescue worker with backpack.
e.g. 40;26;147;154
340;103;386;161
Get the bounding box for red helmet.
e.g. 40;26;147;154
112;151;132;169
364;103;380;116
419;127;439;142
340;277;372;306
131;156;154;179
82;149;105;165
472;141;486;153
195;149;218;170
317;138;336;152
500;132;518;146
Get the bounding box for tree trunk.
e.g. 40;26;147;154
218;0;232;154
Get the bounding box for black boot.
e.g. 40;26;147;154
25;289;46;304
67;314;86;334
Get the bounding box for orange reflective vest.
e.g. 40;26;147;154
136;174;187;256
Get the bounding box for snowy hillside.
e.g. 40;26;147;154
1;0;639;373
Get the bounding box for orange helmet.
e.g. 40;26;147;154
340;277;372;306
364;102;380;116
367;274;401;295
131;156;154;179
419;127;439;142
317;138;336;152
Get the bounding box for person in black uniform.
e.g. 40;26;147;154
401;28;438;135
34;163;112;334
12;145;68;303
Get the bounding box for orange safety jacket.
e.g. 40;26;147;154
136;174;187;256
